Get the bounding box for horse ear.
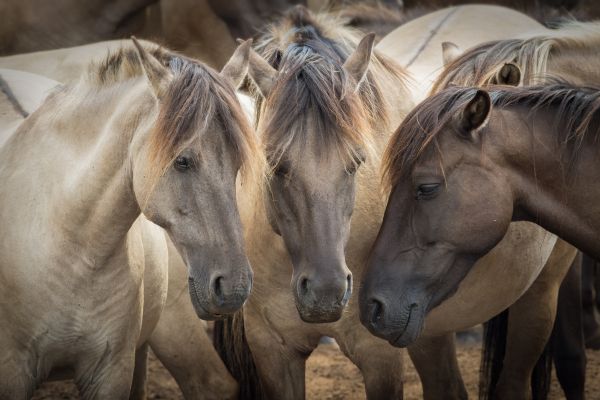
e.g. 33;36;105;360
442;42;461;66
221;39;252;88
247;47;278;99
131;37;171;98
494;63;521;86
461;90;491;133
343;32;376;91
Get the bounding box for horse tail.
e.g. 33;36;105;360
480;308;554;400
479;309;509;400
213;311;264;400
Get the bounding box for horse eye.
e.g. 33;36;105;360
346;154;365;176
273;163;289;177
416;183;440;200
346;163;359;175
174;156;191;171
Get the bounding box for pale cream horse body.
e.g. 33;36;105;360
376;5;578;398
0;41;256;398
0;43;255;399
377;5;551;101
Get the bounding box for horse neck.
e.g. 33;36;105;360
3;78;153;265
492;107;600;259
348;69;414;276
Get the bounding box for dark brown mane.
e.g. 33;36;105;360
90;43;261;184
383;84;600;189
253;6;408;169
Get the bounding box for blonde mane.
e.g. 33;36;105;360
432;21;600;93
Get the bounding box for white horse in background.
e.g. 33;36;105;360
376;5;551;100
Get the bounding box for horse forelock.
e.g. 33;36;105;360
149;59;264;186
87;44;264;189
253;7;409;171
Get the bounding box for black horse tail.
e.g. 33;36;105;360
213;311;265;400
480;309;553;400
479;309;509;400
532;334;553;400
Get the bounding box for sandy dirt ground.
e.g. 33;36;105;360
32;340;600;399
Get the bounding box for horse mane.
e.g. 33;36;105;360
431;37;555;93
253;5;409;170
431;21;600;93
383;83;600;189
85;43;263;186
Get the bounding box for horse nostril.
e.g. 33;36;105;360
299;277;310;296
212;276;224;300
369;298;384;326
342;274;353;304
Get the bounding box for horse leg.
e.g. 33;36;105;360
0;354;35;399
149;314;238;400
74;343;137;400
335;324;404;400
581;253;600;348
552;253;586;400
129;342;149;400
244;307;315;400
494;239;576;400
408;334;467;400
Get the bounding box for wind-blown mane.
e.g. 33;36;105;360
383;84;600;189
431;21;600;93
84;43;262;185
253;6;409;170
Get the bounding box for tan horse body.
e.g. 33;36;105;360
226;7;570;400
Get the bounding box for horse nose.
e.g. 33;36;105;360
209;272;251;313
294;271;352;323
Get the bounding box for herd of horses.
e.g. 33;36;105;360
1;2;600;400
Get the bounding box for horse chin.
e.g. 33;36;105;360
296;305;345;324
389;305;427;348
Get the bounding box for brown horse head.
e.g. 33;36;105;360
360;82;600;346
359;87;510;346
245;6;401;323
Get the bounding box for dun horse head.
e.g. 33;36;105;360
246;7;381;323
129;39;263;320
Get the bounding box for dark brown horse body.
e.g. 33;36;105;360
416;26;600;399
360;81;600;370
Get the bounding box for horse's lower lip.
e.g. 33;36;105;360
389;304;417;347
